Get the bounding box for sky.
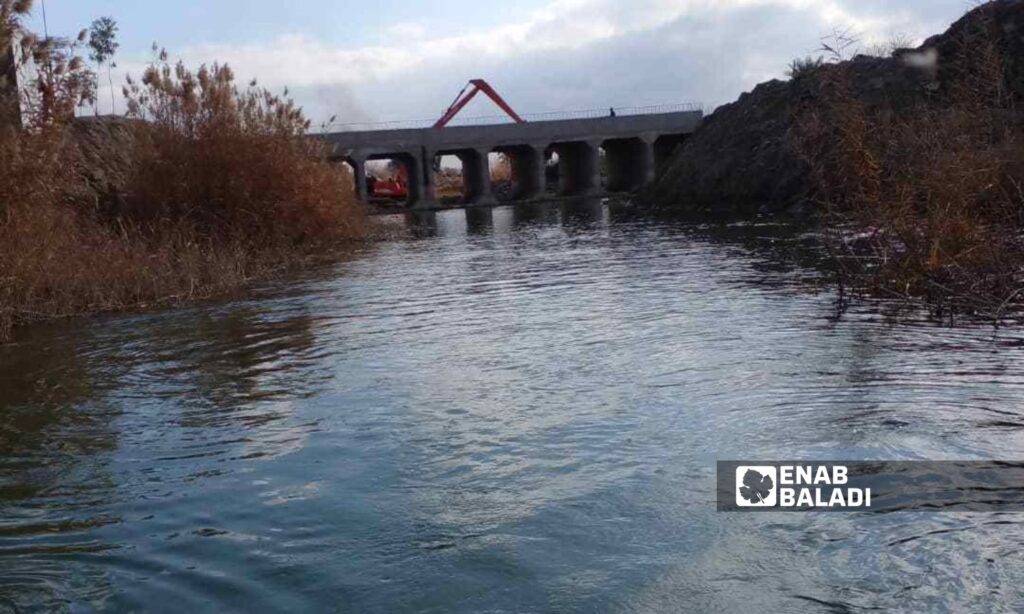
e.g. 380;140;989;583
27;0;977;126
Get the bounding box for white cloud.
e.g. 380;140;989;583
115;0;972;125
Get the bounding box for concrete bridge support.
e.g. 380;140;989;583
346;156;369;203
413;151;432;208
554;141;600;197
603;137;653;192
461;148;493;206
641;137;657;185
497;144;545;200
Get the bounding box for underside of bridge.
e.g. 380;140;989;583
602;138;654;192
494;145;545;201
339;157;365;203
550;141;600;197
343;137;672;207
433;148;493;206
368;152;423;206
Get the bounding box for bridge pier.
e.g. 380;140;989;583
526;145;546;200
641;137;657;185
554;141;600;197
496;144;544;201
412;149;433;209
348;156;369;203
463;148;494;206
603;137;654;192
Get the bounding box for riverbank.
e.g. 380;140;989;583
647;0;1024;318
0;60;367;341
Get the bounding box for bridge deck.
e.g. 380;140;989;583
322;110;702;156
318;110;703;209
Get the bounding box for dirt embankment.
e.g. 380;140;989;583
645;0;1024;214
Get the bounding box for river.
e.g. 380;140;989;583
2;200;1023;612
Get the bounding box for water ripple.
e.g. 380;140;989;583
1;201;1023;611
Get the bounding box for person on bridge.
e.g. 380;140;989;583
609;107;616;117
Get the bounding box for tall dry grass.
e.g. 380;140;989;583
0;51;366;340
792;9;1024;317
122;54;364;244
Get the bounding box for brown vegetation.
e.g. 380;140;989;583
121;53;364;244
647;2;1024;318
0;38;366;340
792;4;1024;317
433;167;463;200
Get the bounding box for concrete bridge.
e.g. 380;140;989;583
319;107;703;209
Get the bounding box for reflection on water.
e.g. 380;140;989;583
2;200;1024;612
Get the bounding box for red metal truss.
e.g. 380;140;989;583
433;79;526;128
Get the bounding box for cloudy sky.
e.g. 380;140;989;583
32;0;974;126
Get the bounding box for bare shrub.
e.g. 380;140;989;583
792;8;1024;316
490;153;512;182
865;33;917;58
0;47;367;340
122;50;365;245
819;27;861;62
18;30;96;128
434;167;463;200
787;56;825;79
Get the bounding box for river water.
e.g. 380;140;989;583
2;200;1024;612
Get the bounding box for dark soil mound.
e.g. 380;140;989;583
646;0;1024;214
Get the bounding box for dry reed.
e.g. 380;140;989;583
792;6;1024;318
0;51;367;340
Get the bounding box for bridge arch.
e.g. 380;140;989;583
492;144;545;202
431;148;492;206
601;137;654;192
336;157;366;203
548;140;600;197
365;151;423;207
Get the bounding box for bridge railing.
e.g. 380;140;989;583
323;102;703;133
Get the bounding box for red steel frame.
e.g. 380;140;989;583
433;79;526;128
